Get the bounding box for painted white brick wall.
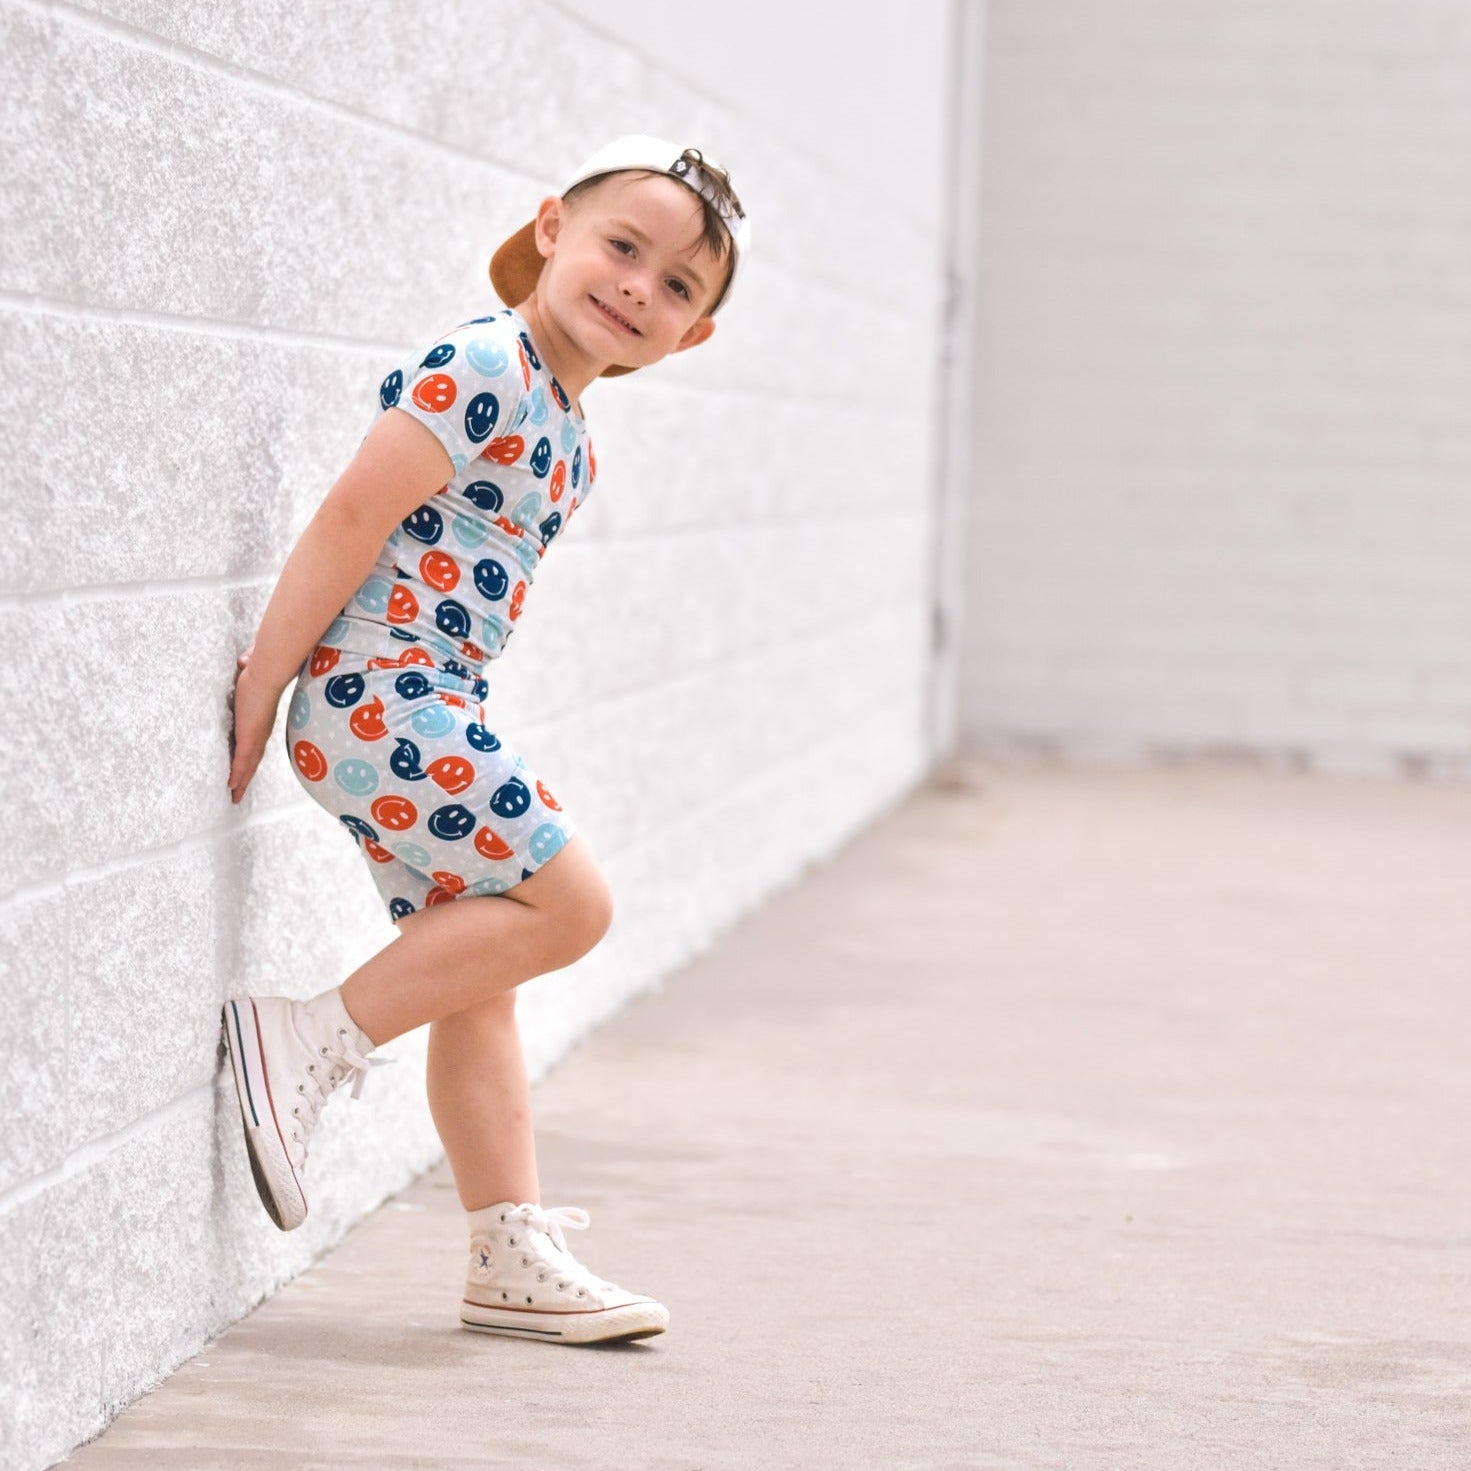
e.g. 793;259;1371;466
959;0;1471;781
0;2;948;1465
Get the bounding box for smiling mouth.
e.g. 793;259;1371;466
590;295;641;335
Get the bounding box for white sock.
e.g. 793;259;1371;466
305;985;378;1053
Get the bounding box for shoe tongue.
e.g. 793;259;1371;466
530;1224;564;1258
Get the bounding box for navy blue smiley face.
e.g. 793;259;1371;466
389;737;428;781
339;813;379;844
464;391;501;445
435;598;473;639
538;510;562;544
550;376;571;412
488;777;532;820
395;670;435;701
529;436;553;478
462;480;504;514
421;342;456;370
427;803;477;841
324;673;366;708
402;505;443;545
518;331;542;371
473;557;510;601
378;368;404;411
571;445;582;488
465;722;502;753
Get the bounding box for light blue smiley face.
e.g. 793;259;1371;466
451;512;491;550
288;686;311;731
511;492;543;530
514;539;540;575
410;703;456;739
469;875;514;896
324;617;351;643
392;840;433;869
560;418;577;454
465;337;509;376
528;822;567;864
527;385;550;426
333;758;380;797
355;576;393;616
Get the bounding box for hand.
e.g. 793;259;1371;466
227;644;282;805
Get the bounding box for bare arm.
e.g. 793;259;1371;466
227;408;458;803
246;407;457;697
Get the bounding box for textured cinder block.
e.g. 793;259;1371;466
66;851;219;1151
0;607;70;900
3;312;371;594
0;896;71;1193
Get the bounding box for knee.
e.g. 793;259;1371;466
548;870;613;966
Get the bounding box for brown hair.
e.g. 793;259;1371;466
562;147;743;315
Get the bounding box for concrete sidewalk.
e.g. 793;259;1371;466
62;755;1471;1469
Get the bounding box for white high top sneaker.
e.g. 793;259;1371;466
462;1202;670;1344
220;988;395;1231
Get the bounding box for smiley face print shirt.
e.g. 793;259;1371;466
320;305;597;674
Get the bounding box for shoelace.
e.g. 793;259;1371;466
501;1203;616;1294
290;1034;397;1148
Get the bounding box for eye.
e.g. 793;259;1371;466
667;279;690;300
609;238;633;255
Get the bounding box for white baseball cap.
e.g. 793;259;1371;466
488;134;750;378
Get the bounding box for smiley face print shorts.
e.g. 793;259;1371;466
283;644;576;923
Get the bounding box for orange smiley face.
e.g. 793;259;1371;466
426;754;475;794
309;646;341;677
420;549;461;592
291;740;328;782
387;584;421;625
508;581;527;621
371;794;419;831
474;826;515;862
411;373;458;414
348;694;388;741
482;435;525;466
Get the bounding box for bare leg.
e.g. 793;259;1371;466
338;834;613;1047
335;835;612;1214
427;989;539;1210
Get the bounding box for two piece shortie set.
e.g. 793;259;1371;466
284;307;594;923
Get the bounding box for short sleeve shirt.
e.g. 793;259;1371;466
327;306;598;671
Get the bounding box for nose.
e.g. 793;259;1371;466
618;269;650;308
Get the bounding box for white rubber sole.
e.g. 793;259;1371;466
221;998;308;1232
461;1295;669;1344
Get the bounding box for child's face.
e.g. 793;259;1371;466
528;172;726;374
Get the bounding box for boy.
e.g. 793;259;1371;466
222;137;750;1345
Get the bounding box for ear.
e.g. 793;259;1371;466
532;195;565;261
672;316;717;354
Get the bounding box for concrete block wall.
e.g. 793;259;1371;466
0;3;947;1466
959;0;1471;780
